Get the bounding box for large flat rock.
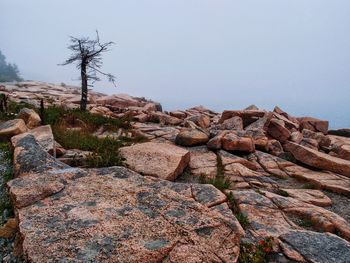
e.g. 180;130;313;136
8;134;242;262
120;142;190;181
285;142;350;177
16;168;240;263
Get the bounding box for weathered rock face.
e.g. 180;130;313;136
19;173;240;262
3;81;350;262
0;119;27;140
1;82;162;119
11;125;55;155
120;142;190;181
267;118;291;143
12;135;69;177
219;116;243;130
207;131;227;150
8;134;242;263
297;117;329;134
280;231;350;263
281;189;332;207
175;129;209;146
187;146;217;178
219;110;266;127
221;132;255;153
150;112;182;126
328;135;350;161
89;106;117;118
169;110;187;119
185;115;210;129
17;108;41;129
285;142;350;177
133;123;180;143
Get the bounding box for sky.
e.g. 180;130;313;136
1;0;350;128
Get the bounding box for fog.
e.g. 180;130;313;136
1;0;349;128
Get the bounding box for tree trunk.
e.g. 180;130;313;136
80;61;88;111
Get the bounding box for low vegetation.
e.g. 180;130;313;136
274;189;289;197
0;100;35;121
302;182;317;189
0;101;147;168
0;142;14;222
42;106;132;131
199;174;231;191
238;237;273;263
47;107;147;168
200;154;251;230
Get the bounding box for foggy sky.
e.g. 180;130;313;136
1;0;350;128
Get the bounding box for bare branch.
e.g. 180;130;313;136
60;31;116;110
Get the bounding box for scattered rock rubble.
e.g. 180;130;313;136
0;81;350;262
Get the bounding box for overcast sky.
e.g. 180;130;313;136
1;0;349;128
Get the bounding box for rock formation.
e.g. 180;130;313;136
0;81;350;262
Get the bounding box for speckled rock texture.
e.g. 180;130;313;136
120;142;190;181
0;119;27;140
8;134;242;263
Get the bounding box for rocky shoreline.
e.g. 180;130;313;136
0;81;350;262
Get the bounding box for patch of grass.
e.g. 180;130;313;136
226;191;239;214
0;142;14;221
0;142;13;182
302;183;317;189
43;106;132;131
274;189;289;197
0;101;36;121
236;212;250;230
53;121;147;168
256;189;266;196
53;128;126;167
216;153;225;176
298;218;315;228
199;174;231;191
199;152;231;191
0;198;13;219
226;192;250;229
238;237;273;263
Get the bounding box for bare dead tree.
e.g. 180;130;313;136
60;31;115;111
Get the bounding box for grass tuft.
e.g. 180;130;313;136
274;189;289;197
199;174;231;192
238;237;273;263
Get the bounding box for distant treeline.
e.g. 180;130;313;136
0;50;22;82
